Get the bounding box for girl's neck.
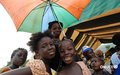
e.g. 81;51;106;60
94;69;103;75
41;58;51;65
41;58;52;75
9;64;19;69
65;61;76;68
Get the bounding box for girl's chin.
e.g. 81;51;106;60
64;60;73;64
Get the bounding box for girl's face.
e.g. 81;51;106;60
12;50;27;66
50;23;62;37
37;37;56;60
91;57;103;71
60;40;76;64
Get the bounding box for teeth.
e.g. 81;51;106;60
65;57;71;61
49;52;55;55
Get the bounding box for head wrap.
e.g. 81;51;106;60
82;46;92;53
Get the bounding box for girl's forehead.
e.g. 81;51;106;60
39;37;52;44
61;41;72;46
62;40;72;44
40;37;51;41
15;50;26;54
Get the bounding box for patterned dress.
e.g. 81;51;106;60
26;59;50;75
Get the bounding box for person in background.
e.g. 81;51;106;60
91;56;110;75
57;39;91;75
82;46;95;68
110;32;120;67
110;32;120;75
95;50;104;60
48;21;63;43
114;63;120;75
47;21;63;71
82;46;95;61
0;48;28;73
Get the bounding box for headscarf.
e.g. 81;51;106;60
82;46;92;53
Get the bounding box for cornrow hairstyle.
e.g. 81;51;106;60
11;48;28;59
27;31;54;52
48;21;63;29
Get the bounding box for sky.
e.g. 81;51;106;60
0;4;33;68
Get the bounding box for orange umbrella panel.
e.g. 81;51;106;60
1;0;90;33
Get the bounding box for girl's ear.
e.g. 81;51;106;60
74;50;77;55
74;50;77;54
34;50;41;59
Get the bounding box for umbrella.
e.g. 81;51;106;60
0;0;90;33
60;0;120;54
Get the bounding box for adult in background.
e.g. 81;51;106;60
110;32;120;74
110;32;120;67
82;46;95;66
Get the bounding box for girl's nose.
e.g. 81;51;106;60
64;50;69;55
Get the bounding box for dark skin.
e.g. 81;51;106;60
49;23;62;40
90;57;110;75
57;40;83;75
91;57;103;71
48;22;62;71
83;50;95;60
10;50;27;69
37;37;56;75
1;37;56;75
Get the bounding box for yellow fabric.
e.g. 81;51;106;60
51;69;57;75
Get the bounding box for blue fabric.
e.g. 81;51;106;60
42;5;56;32
82;48;92;53
114;64;120;75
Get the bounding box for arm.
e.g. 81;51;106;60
0;67;32;75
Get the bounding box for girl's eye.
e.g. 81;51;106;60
60;50;64;53
50;43;54;46
41;45;46;48
69;48;72;50
53;28;57;30
17;54;22;57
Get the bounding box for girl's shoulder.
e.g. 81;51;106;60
76;61;91;75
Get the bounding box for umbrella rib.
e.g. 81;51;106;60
42;5;50;17
40;3;49;32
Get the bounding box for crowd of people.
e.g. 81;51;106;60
0;21;120;75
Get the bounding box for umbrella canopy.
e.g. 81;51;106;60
60;0;120;54
0;0;90;33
